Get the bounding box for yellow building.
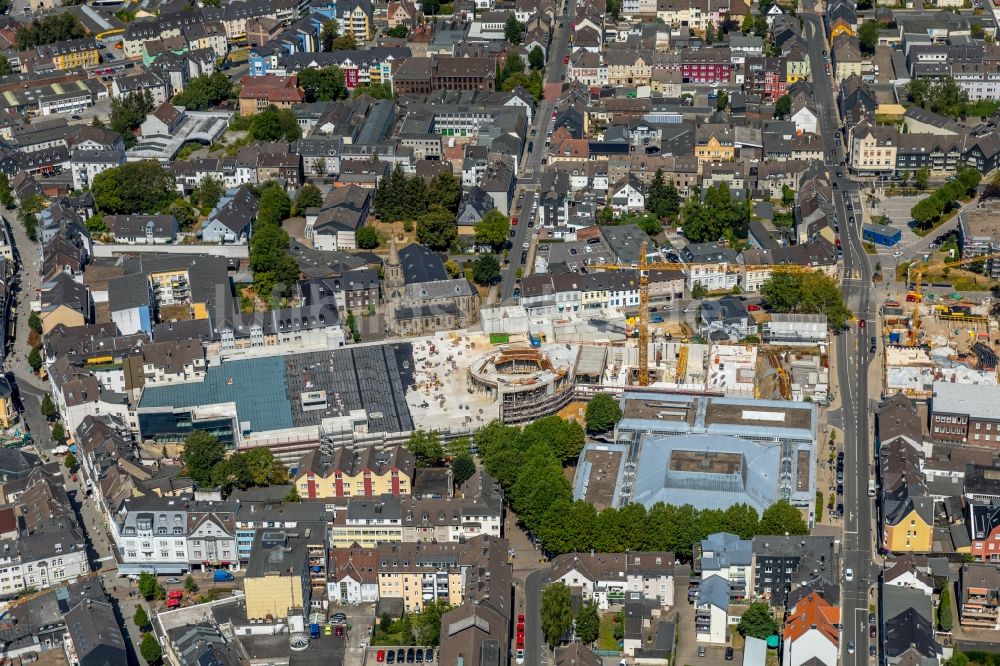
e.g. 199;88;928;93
829;19;854;40
293;445;414;500
0;377;17;429
34;37;100;71
244;527;326;621
695;126;735;164
848;121;897;175
883;508;934;553
373;537;509;613
786;49;810;84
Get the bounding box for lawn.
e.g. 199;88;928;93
598;612;620;652
863;242;878;255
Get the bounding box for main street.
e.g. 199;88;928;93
803;13;877;665
499;0;577;305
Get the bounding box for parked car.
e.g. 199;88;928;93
725;647;734;661
870;646;877;658
377;650;385;663
698;646;706;657
165;577;180;584
386;650;395;664
425;648;434;661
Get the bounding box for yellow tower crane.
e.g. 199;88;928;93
594;241;832;386
905;251;1000;346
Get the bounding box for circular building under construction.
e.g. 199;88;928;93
468;346;576;424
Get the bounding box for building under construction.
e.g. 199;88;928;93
467;346;576;424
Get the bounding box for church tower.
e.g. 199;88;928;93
385;233;404;293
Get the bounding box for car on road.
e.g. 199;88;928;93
510;229;516;238
564;55;570;64
844;568;854;582
512;216;518;225
892;251;903;258
833;182;838;189
523;241;529;249
530;128;536;136
520;252;527;264
858;319;866;329
847;642;855;655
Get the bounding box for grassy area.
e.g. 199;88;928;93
863;242;878;255
598;612;620;652
911;208;959;237
896;260;913;283
175;141;202;161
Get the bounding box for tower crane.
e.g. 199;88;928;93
904;252;1000;346
593;241;834;386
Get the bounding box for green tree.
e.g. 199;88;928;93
92;161;175;214
908;78;931;107
858;20;879;56
356;226;380;249
541;582;573;647
15;13;86;50
575;601;600;644
939;585;954;631
781;184;795;206
51;422;65;442
472;253;501;285
137;573;164;601
646;168;680;220
0;172;12;208
741;12;755;33
760;500;809;535
133;605;150;631
386;24;409;38
184;575;199;594
427;170;461;213
452;453;476;486
109;90;154;148
284;486;301;502
417;205;457;250
412;599;450;645
331;34;357;50
257;182;292;226
738;602;779;639
293;184;323;216
298;67;348;102
505;14;524;44
63;452;77;469
85;214;108;233
716;89;728;111
28;346;43;372
180;431;226;487
321;19;339;51
353;82;393;99
529;45;545;70
774;94;792;118
28;311;42;334
705;21;716;44
723;504;761;539
408;430;444;467
249;106;302;142
760;270;801;312
168;199;197;229
249;223;299;300
474;209;510;249
915;167;930;190
585;393;623;434
171;72;233;110
140;633;162;664
40;393;56;418
193;176;225;210
0;55;11;77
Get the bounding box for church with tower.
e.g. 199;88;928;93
384;235;481;336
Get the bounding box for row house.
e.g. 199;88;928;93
327;473;503;548
952;62;1000;101
679;47;733;84
111;496;239;575
959;563;1000;630
740;240;839;292
679;242;740;291
969;503;1000;562
931;382;1000;446
293;445;415;499
848;120;898;176
744;56;788;101
569;50;609;87
878;395;935;553
550;551;676;610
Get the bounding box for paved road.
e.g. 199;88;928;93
498;0;576;305
524;568;550;666
802;12;878;665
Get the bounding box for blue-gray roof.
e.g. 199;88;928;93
630;434;782;513
701;532;753;568
698;575;730;611
138;356;293;433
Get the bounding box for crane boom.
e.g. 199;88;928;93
905;252;1000;346
592;242;833;386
